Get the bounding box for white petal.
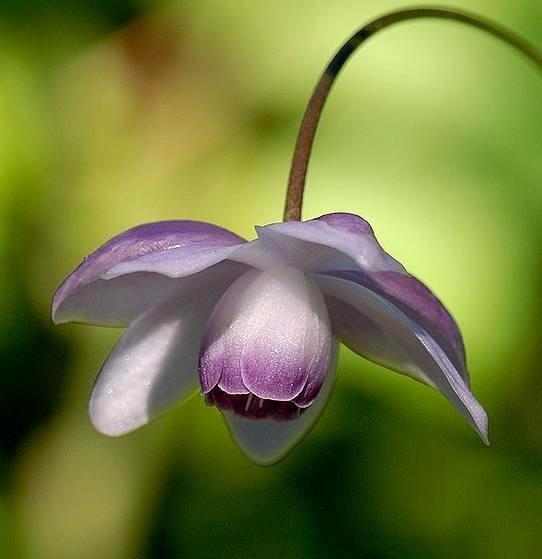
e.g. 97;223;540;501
89;270;232;436
103;244;243;279
223;341;338;465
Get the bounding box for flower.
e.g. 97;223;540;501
52;212;487;465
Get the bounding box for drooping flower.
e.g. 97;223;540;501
52;213;488;464
53;6;542;464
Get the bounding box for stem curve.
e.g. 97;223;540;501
283;7;542;221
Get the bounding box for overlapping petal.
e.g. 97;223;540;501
52;220;247;326
223;341;338;465
52;210;487;459
199;267;333;404
316;274;488;442
248;213;468;384
89;267;234;436
327;269;468;384
251;213;405;274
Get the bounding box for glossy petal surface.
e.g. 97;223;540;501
199;267;332;403
316;275;488;442
89;268;235;436
52;220;246;326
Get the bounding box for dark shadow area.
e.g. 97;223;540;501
0;204;71;458
0;0;145;30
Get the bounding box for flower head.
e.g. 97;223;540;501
52;213;487;464
54;5;542;463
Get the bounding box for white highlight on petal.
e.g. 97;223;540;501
89;270;234;436
52;220;247;327
257;220;405;274
103;245;243;279
224;341;339;465
316;274;488;443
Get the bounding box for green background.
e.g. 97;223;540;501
1;1;542;557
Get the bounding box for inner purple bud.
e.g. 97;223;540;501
204;390;305;421
198;267;333;420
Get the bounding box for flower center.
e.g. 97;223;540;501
204;389;306;421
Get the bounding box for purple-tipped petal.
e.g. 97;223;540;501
223;341;338;465
256;213;404;274
330;269;468;384
198;271;256;396
316;275;488;443
89;268;233;436
199;267;332;403
52;220;246;326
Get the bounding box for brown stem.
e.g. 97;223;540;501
283;7;542;222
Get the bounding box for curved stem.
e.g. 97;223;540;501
283;7;542;221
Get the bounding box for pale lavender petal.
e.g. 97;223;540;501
256;212;405;273
223;341;338;465
316;275;488;442
52;220;246;326
198;272;256;395
199;267;332;402
89;267;233;436
330;270;468;384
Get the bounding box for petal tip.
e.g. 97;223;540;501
467;397;489;445
88;413;130;438
88;393;145;437
51;303;69;325
50;285;66;324
223;413;300;466
476;411;490;446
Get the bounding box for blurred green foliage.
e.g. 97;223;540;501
1;1;542;558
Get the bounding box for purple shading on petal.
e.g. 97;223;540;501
315;212;375;235
205;389;305;421
327;269;468;384
240;349;311;401
222;341;339;465
293;316;333;408
198;271;258;395
316;274;487;442
198;267;333;419
52;220;246;325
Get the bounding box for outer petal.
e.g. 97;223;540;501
254;213;405;273
329;269;468;384
52;220;246;326
316;274;488;442
199;267;332;402
223;340;339;465
89;266;233;436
